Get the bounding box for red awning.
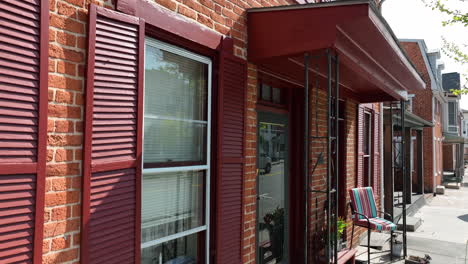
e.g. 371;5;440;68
247;0;425;101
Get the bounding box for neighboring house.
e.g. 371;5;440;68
462;109;468;160
0;1;426;264
442;72;465;182
399;40;446;193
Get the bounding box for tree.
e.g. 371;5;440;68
424;0;468;94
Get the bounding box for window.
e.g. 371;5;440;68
363;111;373;187
258;83;285;104
448;101;457;132
142;38;211;264
407;95;414;112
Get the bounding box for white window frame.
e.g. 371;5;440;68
448;101;458;133
407;94;415;112
142;37;212;263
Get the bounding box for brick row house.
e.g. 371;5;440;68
0;0;426;263
391;39;446;197
462;109;468;160
441;72;465;184
397;40;465;194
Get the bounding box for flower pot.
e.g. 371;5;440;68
337;239;347;252
392;242;403;257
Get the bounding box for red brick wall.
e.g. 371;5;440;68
242;63;258;263
44;0;297;263
343;103;382;247
307;88;328;261
344;100;361;247
44;0;385;263
306;96;382;261
44;0;113;263
433;99;443;188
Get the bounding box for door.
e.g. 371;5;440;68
256;112;289;264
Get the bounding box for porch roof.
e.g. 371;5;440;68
389;109;434;130
443;132;466;144
247;0;425;102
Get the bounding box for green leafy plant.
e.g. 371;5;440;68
422;0;468;95
337;217;348;239
263;207;285;237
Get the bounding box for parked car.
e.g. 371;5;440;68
259;153;272;174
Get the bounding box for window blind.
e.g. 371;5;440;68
144;46;207;164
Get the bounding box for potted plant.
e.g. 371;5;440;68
261;207;285;261
336;217;348;251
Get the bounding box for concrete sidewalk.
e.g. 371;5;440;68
403;174;468;263
357;174;468;263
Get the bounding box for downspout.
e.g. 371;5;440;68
380;103;385;210
303;53;310;264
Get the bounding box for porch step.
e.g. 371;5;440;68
360;232;391;250
355;246;388;264
397;216;422;232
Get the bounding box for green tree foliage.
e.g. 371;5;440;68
424;0;468;94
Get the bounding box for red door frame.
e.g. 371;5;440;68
34;0;49;261
256;72;305;264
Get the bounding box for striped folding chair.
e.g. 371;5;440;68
349;187;396;263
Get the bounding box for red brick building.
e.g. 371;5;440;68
400;39;446;192
0;0;425;263
441;72;465;183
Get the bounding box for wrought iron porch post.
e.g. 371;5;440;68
326;50;332;263
383;105;394;218
304;52;310;264
333;54;339;264
416;130;424;194
400;100;407;257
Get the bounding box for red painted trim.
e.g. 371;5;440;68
215;51;247;263
215;50;225;261
117;0;223;50
247;3;425;97
97;4;140;24
338;101;347;219
134;18;145;264
91;160;137;173
256;104;289;115
143;160;206;169
240;56;248;264
83;7;143;262
0;163;37;175
33;0;49;262
81;5;98;263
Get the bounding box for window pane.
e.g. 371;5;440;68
448;102;456;126
142;233;200;264
261;84;271;101
363;113;371;154
144;44;208;164
272;87;281;104
142;171;205;243
144;118;206;164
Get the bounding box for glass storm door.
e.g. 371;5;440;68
257;112;289;264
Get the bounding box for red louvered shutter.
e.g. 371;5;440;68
82;5;144;264
0;0;48;262
357;106;364;187
373;110;380;196
215;51;247;263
